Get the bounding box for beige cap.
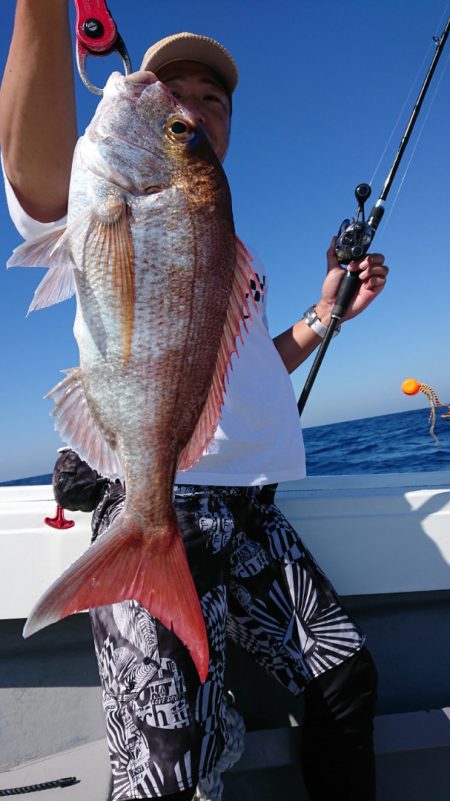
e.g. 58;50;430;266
140;32;239;95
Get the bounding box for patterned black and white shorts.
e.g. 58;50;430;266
90;484;364;800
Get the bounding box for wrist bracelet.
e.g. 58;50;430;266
303;305;340;338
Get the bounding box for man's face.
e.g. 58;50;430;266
156;61;231;162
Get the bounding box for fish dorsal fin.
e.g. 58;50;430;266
7;224;76;313
46;367;123;479
84;203;135;363
177;237;259;471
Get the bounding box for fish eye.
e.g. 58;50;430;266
166;118;197;143
171;121;188;135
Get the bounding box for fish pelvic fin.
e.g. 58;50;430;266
23;512;209;683
6;224;76;313
86;204;135;364
178;236;260;470
46;367;123;479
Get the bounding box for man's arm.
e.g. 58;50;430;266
274;241;389;374
0;0;77;222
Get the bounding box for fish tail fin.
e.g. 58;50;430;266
23;514;209;682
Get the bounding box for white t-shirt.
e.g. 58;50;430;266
3;163;306;486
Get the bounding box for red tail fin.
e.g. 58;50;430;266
23;514;209;682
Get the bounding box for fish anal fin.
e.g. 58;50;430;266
23;513;209;683
46;368;123;479
178;236;260;470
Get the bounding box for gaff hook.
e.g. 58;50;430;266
74;0;132;95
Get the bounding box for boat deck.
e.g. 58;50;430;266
2;472;450;799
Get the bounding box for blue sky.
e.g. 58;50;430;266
1;0;450;481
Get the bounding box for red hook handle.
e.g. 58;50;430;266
44;505;75;530
74;0;118;54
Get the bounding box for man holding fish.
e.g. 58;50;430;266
1;3;388;800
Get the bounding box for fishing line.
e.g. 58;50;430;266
435;1;450;34
368;45;434;189
369;3;450;195
382;48;450;230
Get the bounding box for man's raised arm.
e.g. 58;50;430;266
0;0;77;222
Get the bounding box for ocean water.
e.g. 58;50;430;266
2;408;450;486
304;407;450;476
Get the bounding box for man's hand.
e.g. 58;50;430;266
53;449;108;512
315;237;389;324
273;237;389;373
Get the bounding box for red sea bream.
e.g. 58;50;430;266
8;71;257;681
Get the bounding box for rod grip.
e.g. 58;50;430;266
332;269;361;319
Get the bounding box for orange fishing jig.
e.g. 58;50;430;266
401;378;450;443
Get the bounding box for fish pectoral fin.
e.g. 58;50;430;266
7;225;67;267
7;225;76;312
178;237;260;470
47;367;123;479
85;204;135;363
23;513;209;683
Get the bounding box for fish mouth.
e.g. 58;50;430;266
105;71;198;130
137;77;198;129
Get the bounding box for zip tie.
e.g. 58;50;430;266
0;778;79;796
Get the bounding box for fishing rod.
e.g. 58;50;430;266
298;15;450;416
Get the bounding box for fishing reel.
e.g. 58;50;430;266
335;183;375;265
